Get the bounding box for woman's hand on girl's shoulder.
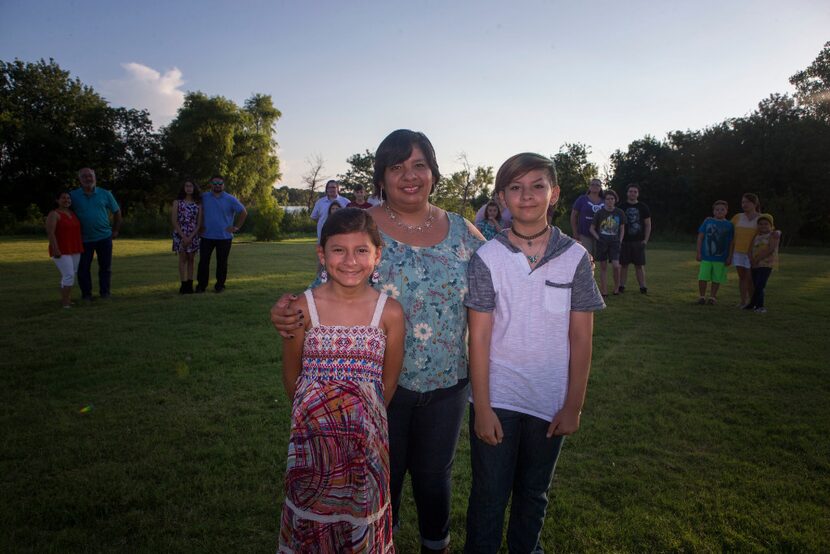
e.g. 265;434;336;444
271;293;304;338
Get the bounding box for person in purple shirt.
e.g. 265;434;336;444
195;175;247;293
569;178;604;257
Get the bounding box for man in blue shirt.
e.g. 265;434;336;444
70;168;122;300
196;175;248;293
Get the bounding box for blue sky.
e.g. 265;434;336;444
2;0;828;190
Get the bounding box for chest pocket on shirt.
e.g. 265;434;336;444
544;280;572;313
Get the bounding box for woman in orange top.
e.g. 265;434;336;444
45;190;84;308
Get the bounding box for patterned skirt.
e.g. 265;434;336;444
279;378;394;553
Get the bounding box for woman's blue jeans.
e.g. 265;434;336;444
464;405;565;554
388;379;469;550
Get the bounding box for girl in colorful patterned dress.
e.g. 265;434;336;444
279;208;405;553
171;180;202;294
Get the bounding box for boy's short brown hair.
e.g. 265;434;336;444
494;153;558;194
713;200;728;209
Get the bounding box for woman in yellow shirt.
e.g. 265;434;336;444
731;193;766;307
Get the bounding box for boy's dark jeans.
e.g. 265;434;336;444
78;236;113;298
387;379;468;550
465;405;565;554
196;238;232;291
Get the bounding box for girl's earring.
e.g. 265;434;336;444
370;268;380;284
320;267;328;283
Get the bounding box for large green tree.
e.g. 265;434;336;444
163;91;281;204
337;150;375;194
1;59;117;217
790;40;830;122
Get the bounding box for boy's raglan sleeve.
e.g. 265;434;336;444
465;251;496;313
571;252;605;312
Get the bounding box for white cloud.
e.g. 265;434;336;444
101;63;186;127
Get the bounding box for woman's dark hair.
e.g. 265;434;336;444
742;192;760;211
55;189;72;201
494;153;558;194
372;129;440;199
320;208;384;249
177;181;202;203
327;201;342;215
484;200;501;222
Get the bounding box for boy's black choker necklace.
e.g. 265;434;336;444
511;225;549;243
510;225;550;248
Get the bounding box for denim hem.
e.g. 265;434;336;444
422;533;450;549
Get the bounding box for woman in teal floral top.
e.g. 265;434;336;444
272;130;484;552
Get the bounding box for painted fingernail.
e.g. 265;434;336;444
289;335;295;339
298;322;303;327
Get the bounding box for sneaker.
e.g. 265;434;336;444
706;297;717;305
754;307;767;314
640;287;648;294
194;287;206;294
697;297;706;305
214;285;225;293
618;286;625;294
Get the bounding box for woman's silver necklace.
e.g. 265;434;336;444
385;204;435;232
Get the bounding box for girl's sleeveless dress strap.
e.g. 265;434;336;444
303;289;320;327
370;293;388;328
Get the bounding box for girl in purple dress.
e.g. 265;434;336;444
171;181;202;294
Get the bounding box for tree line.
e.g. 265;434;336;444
2;43;829;243
1;58;281;231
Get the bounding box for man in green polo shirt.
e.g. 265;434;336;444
70;168;122;300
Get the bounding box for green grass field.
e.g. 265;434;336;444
1;236;828;552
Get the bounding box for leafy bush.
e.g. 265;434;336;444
121;205;171;237
250;200;285;242
280;209;315;235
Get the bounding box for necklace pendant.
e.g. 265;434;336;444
527;254;538;264
527;240;533;247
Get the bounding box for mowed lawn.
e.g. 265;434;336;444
1;236;828;553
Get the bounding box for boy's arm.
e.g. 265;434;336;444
725;222;735;265
468;308;503;446
696;232;704;262
381;299;405;407
548;311;594;437
618;220;625;243
280;296;308;400
590;217;600;240
643;216;652;244
569;208;579;238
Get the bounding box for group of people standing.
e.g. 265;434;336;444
45;168;121;307
45;170;248;307
170;175;248;294
309;180;380;242
570;179;652;297
696;193;780;311
271;129;604;553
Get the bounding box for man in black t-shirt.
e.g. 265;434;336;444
618;184;652;294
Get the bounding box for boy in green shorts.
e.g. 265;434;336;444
696;200;734;304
